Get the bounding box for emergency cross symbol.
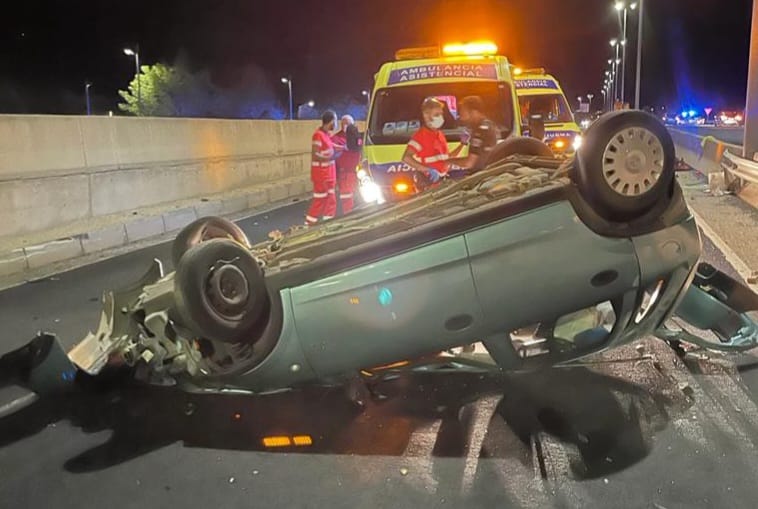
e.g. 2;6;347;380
388;63;498;85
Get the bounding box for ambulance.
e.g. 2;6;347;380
358;41;521;204
513;68;582;155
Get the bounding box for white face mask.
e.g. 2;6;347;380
427;115;444;129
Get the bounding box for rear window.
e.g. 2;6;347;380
368;81;514;145
518;94;573;124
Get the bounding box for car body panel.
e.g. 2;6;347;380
466;201;639;325
290;236;487;376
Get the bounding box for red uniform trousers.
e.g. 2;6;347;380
306;162;337;225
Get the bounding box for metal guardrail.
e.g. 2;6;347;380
670;129;757;209
722;151;758;185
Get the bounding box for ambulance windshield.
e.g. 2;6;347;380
368;81;513;145
518;94;573;124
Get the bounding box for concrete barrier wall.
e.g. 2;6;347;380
0;115;320;240
674;125;745;147
669;128;743;175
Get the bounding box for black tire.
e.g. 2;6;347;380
485;136;553;167
575;111;675;222
174;239;268;344
172;217;251;268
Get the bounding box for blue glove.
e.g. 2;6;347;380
426;168;441;183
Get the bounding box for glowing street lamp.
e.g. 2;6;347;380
123;46;141;115
281;77;294;120
85;82;92;116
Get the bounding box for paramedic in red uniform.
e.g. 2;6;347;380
331;114;362;215
401;97;465;184
306;110;339;226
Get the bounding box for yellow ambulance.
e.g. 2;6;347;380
358;41;521;204
513;68;582;155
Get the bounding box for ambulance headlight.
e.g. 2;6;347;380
357;169;368;180
572;135;583;151
359;179;384;204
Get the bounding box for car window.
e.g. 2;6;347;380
368;81;514;145
519;94;573;124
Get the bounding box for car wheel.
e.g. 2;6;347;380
485;136;554;166
575;111;675;222
174;239;268;344
172;216;251;268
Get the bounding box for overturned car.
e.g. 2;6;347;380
7;112;758;397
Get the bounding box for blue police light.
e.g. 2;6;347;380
681;111;688;118
689;110;696;117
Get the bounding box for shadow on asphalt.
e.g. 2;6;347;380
0;367;678;479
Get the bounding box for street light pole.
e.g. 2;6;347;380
124;46;141;115
634;0;644;109
587;93;594;110
611;41;621;102
281;77;294;120
612;64;616;106
85;82;92;116
743;0;758;157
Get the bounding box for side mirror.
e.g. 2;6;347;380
528;114;545;140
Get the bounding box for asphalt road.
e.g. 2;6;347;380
1;201;758;509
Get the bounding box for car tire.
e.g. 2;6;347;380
174;239;268;344
485;136;554;166
172;216;251;268
575;111;675;222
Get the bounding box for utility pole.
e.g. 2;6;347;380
634;0;644;109
744;0;758;158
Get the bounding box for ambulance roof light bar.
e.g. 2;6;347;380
395;47;441;61
442;41;498;56
513;66;547;76
395;41;499;61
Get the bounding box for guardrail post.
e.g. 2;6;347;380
744;0;758;159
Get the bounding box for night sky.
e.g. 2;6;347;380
0;0;753;116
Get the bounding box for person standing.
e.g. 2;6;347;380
402;98;465;184
449;95;500;171
306;111;339;226
331;115;362;215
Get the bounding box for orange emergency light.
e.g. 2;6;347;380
394;181;411;193
442;41;498;57
395;46;441;61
